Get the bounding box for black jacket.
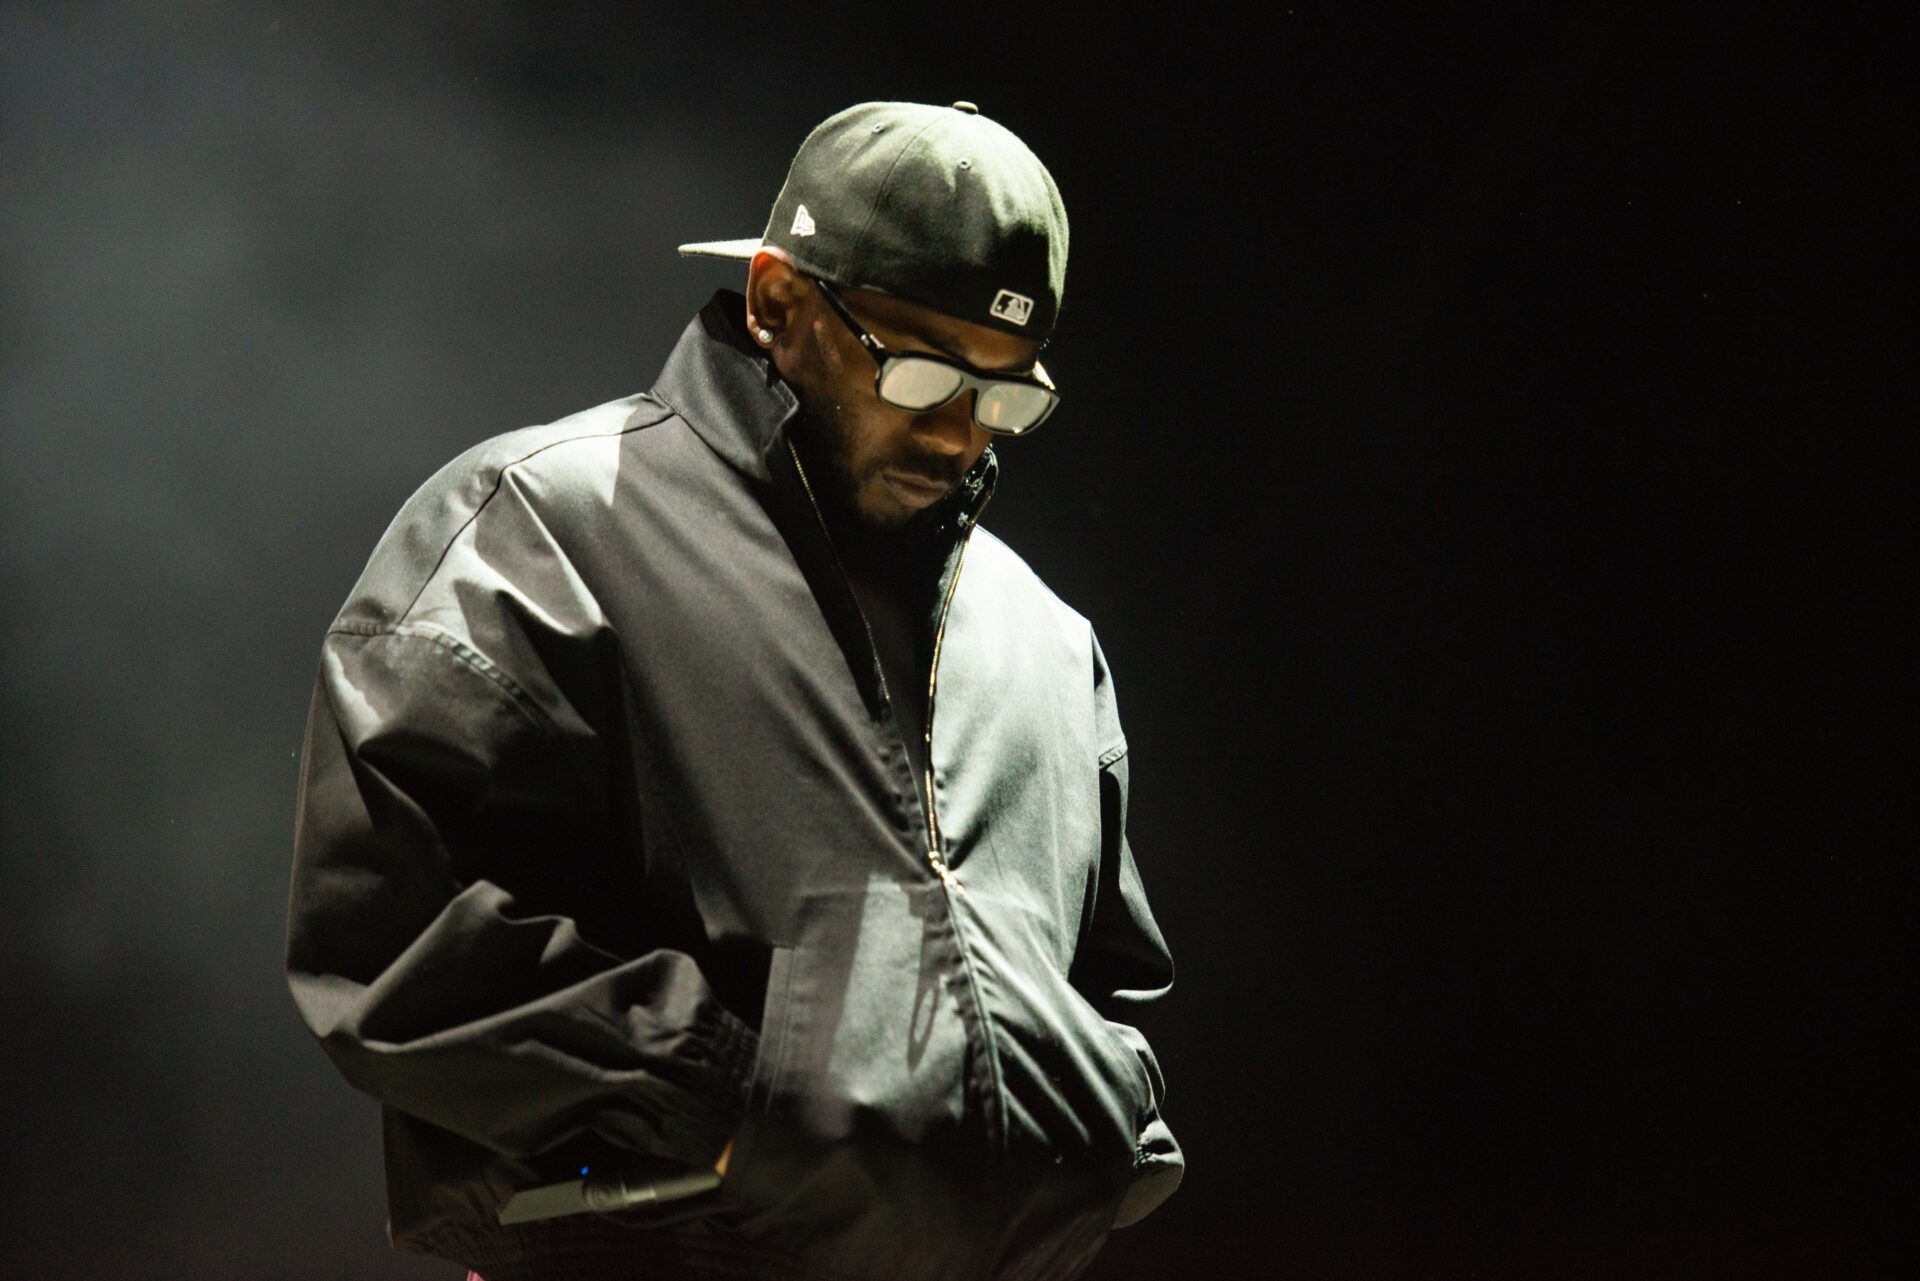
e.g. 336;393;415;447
285;291;1182;1281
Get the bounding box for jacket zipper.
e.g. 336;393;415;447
785;438;988;895
920;479;990;893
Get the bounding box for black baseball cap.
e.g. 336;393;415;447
679;101;1069;344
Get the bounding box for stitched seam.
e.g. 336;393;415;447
325;623;558;740
392;401;673;627
1098;739;1130;768
845;117;942;273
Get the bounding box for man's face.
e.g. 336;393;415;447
748;254;1041;532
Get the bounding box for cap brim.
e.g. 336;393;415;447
677;238;765;260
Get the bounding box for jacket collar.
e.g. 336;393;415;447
647;290;998;536
648;289;801;485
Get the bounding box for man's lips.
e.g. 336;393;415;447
882;468;953;508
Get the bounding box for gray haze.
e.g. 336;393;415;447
1;7;893;1276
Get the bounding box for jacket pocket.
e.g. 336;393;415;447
950;889;1154;1171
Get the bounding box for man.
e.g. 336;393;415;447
286;100;1181;1281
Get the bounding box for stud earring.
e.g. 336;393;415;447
756;327;774;345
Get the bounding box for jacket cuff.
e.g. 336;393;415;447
669;1000;761;1168
1113;1115;1184;1229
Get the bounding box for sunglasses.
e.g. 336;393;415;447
812;278;1060;436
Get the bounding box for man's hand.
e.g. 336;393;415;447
715;1137;734;1177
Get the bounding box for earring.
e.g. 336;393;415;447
756;327;774;345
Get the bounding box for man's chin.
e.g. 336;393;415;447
850;480;933;531
844;484;956;552
850;500;918;533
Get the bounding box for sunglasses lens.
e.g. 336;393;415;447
976;382;1057;434
878;358;966;410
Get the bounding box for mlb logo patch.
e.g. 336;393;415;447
989;289;1034;326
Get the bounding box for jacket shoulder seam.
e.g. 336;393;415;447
391;398;676;628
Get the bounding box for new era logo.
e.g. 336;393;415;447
790;204;816;237
989;289;1034;326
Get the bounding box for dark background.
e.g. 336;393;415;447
0;3;1896;1277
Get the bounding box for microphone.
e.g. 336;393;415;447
497;1166;723;1225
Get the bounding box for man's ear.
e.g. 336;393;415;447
746;250;807;349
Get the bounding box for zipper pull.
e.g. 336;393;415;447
928;848;968;896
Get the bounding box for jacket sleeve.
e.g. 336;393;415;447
285;619;758;1171
1071;629;1185;1229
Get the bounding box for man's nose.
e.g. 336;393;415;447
914;391;985;458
